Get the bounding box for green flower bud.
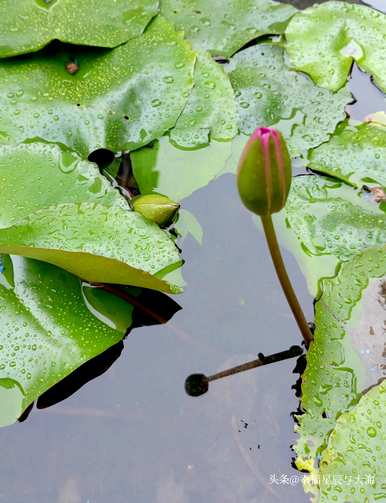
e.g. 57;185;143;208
237;127;292;216
132;193;180;227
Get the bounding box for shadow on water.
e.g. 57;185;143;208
0;1;385;502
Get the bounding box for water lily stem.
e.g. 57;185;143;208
185;345;303;396
261;214;313;346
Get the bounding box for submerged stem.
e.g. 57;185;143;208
261;214;313;346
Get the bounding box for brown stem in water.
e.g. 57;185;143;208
185;345;303;396
261;214;313;346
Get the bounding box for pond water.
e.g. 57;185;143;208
0;1;385;502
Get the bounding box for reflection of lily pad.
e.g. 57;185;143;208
170;51;238;149
308;121;386;188
161;0;297;58
0;0;159;58
0;256;130;427
285;1;386;92
131;136;234;201
318;380;386;502
295;246;386;480
226;45;351;157
0;16;195;156
276;175;386;292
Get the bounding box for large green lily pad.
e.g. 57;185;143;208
161;0;297;58
170;51;238;149
0;203;182;292
0;142;126;228
131;136;234;201
294;246;386;477
285;2;386;93
276;175;386;293
226;44;352;157
308;121;386;188
0;255;130;427
0;16;195;157
318;380;386;502
0;0;159;58
0;142;182;292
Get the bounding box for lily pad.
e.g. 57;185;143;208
0;255;130;427
276;175;386;292
0;203;182;293
294;246;386;476
0;16;195;157
161;0;297;58
131;136;234;201
0;0;159;58
318;380;386;502
226;44;352;157
285;1;386;93
308;121;386;188
0;142;126;229
170;51;238;149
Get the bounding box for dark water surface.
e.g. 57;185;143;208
0;1;385;502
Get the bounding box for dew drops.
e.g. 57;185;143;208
367;426;377;438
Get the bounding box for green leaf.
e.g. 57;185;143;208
285;1;386;93
0;16;196;157
226;44;352;157
0;256;130;427
308;122;386;188
276;175;386;293
294;246;386;477
131;136;234;201
0;142;126;229
161;0;297;58
0;0;159;58
0;203;182;293
318;380;386;502
169;51;238;149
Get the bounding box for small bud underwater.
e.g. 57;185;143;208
237;127;313;346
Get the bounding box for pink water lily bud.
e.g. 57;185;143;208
237;127;292;216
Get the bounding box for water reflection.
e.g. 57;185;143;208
0;2;384;501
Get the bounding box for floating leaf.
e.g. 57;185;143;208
308;121;386;188
0;256;130;427
0;16;195;157
294;246;386;478
0;203;182;293
170;51;238;149
0;0;159;58
0;141;182;291
276;175;386;292
131;136;234;201
0;142;126;229
226;45;351;157
285;2;386;92
318;380;386;502
161;0;297;58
